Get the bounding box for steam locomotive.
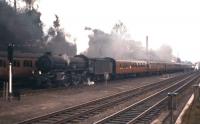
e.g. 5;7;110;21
34;53;114;87
33;53;193;88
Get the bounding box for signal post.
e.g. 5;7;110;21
7;43;14;101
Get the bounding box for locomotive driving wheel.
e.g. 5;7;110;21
62;75;70;87
71;74;82;86
44;80;52;88
55;73;70;87
63;81;70;87
35;76;52;88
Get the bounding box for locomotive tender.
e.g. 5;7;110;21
34;53;193;87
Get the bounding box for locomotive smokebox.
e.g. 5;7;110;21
36;53;67;73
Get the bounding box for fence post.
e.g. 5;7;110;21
2;82;5;100
3;82;9;101
193;84;200;103
168;92;177;124
6;82;9;101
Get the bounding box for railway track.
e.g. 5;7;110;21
161;74;200;124
17;72;194;124
0;73;182;97
94;72;199;124
0;73;181;96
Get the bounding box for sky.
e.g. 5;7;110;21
37;0;200;62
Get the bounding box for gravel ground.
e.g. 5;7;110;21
0;73;180;124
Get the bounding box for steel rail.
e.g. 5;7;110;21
17;72;193;124
94;73;198;124
127;73;199;124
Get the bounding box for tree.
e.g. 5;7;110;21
53;15;60;29
111;20;127;38
23;0;36;10
0;1;44;52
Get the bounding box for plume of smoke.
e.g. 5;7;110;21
45;15;77;56
84;25;173;62
155;44;173;61
62;54;70;65
85;29;147;60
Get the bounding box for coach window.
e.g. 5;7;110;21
23;60;32;67
126;64;129;69
0;59;6;67
122;64;124;69
122;64;124;68
0;60;2;67
13;60;20;67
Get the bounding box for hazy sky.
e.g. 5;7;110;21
38;0;200;62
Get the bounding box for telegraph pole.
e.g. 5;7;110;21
146;36;149;63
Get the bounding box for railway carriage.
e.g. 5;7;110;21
115;60;147;76
0;56;7;79
148;62;166;74
0;52;39;80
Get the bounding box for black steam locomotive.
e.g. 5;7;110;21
34;53;113;87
